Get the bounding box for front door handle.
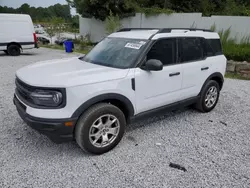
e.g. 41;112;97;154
169;72;180;77
201;67;209;71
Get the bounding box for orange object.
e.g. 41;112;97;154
64;121;74;127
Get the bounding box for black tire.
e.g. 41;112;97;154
7;44;21;56
3;50;9;55
75;103;126;155
195;80;220;113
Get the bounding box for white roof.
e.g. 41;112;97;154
0;13;31;18
0;13;32;22
108;30;159;40
152;31;220;39
109;29;220;40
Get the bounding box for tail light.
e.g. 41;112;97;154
33;33;38;43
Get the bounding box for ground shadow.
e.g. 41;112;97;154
0;52;37;57
14;107;195;157
126;107;192;132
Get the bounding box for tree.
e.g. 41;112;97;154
67;0;137;21
0;3;71;22
19;3;30;14
45;17;65;43
105;11;122;34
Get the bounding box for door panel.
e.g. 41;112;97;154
181;60;211;99
135;64;183;114
134;38;183;114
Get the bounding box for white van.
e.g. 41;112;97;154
0;14;38;56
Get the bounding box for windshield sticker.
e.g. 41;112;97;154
139;41;146;45
125;43;143;50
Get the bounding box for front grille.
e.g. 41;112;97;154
14;94;27;111
15;78;35;105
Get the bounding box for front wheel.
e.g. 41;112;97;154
195;80;220;113
75;103;126;155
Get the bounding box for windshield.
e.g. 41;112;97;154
80;37;148;69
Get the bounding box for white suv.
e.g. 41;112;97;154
14;28;227;154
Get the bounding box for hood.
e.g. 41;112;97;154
16;57;129;87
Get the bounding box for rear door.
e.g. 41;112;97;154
135;38;183;114
178;37;211;100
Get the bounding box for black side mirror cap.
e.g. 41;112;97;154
142;59;163;71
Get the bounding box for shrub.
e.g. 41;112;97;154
224;44;250;62
211;24;250;62
105;11;122;34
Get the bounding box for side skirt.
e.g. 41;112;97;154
129;96;199;123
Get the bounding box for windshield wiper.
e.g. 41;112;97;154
78;55;86;61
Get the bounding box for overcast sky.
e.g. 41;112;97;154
0;0;67;8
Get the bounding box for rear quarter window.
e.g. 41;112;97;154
205;39;223;56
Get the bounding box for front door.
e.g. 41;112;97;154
134;38;183;114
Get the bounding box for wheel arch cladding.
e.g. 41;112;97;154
71;93;135;121
8;42;22;49
202;72;224;92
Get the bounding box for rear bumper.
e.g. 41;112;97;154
13;95;77;143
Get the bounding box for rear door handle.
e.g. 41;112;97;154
201;67;209;71
169;72;180;77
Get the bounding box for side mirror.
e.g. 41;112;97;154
142;59;163;71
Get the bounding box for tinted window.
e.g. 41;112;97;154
179;38;204;62
147;39;176;66
205;39;223;56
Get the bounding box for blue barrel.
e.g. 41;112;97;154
64;40;74;53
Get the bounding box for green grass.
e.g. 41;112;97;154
225;73;250;80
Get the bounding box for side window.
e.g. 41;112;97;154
179;38;204;63
205;39;223;56
147;38;176;66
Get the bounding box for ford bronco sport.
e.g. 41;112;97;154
14;28;227;154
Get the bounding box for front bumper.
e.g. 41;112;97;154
13;95;77;143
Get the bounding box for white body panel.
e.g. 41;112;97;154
16;57;130;88
180;55;227;100
17;68;135;119
0;14;35;51
180;59;211;100
134;65;182;113
152;32;220;40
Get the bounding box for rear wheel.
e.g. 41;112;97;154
195;80;220;113
75;103;126;155
7;44;21;56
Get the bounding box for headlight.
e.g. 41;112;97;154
30;90;63;107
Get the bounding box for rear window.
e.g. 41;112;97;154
205;39;223;56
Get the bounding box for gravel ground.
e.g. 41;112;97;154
0;48;250;188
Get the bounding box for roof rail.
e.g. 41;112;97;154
117;28;158;32
117;28;212;33
158;28;212;32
